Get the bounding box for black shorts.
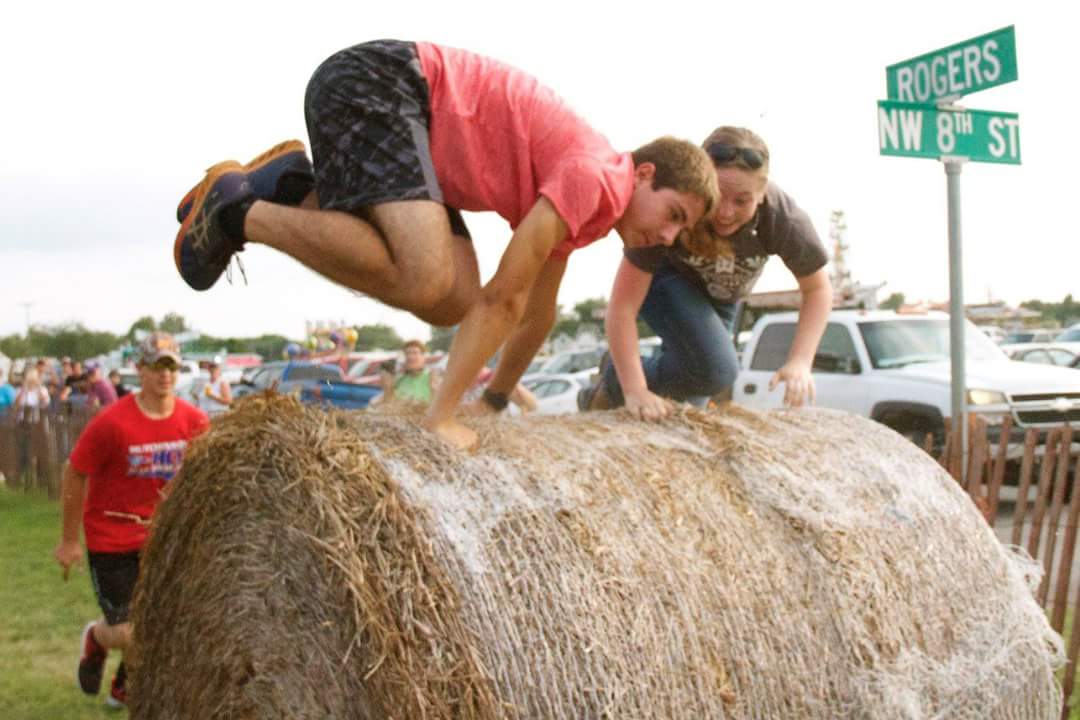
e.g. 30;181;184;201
87;551;140;625
304;39;470;238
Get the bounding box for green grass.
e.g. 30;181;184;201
2;483;1080;717
0;485;124;719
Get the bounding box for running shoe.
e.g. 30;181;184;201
77;621;107;695
173;163;252;291
176;139;314;222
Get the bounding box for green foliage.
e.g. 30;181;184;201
0;324;120;361
1;487;123;719
880;292;906;311
125;315;156;342
551;297;608;340
355;324;403;352
0;333;33;359
183;334;291;360
1021;294;1079;328
158;312;188;334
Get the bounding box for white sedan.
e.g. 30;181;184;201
519;373;591;415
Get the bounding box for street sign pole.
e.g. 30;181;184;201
944;158;967;479
879;26;1021;478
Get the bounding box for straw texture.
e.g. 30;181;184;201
128;394;1063;719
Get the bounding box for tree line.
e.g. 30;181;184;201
0;299;650;362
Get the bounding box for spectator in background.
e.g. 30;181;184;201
14;367;51;481
0;367;16;416
84;363;118;410
53;332;208;709
380;340;439;405
108;369;130;398
197;361;232;416
61;360;86;403
15;367;50;423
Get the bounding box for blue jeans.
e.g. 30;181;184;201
602;267;739;407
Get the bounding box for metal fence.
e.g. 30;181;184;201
0;403;96;498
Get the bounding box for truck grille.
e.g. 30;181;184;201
1011;392;1080;403
1015;410;1080;424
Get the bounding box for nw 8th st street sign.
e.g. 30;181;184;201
877;25;1019;164
877;101;1020;164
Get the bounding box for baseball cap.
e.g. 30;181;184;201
138;332;182;365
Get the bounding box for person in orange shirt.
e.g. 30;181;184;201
174;40;717;448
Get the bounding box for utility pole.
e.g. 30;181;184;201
18;301;34;336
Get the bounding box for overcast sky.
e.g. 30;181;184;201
2;1;1074;342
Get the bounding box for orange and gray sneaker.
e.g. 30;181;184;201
176;139;314;222
173;162;253;291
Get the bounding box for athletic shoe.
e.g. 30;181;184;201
104;663;127;709
578;352;614;411
77;621;107;695
173;163;253;291
176;139;314;222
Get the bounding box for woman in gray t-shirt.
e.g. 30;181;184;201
589;127;833;419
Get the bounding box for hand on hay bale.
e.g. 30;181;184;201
623;387;674;422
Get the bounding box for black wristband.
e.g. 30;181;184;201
482;389;510;411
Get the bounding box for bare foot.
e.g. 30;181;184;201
428;418;478;450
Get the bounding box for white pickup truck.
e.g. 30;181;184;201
734;310;1080;450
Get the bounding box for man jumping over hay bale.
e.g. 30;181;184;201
173;40;718;448
53;333;208;708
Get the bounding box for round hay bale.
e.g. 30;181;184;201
128;394;1063;719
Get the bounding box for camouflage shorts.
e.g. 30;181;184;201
304;39;469;238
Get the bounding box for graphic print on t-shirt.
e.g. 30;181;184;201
126;440;188;482
679;246;769;303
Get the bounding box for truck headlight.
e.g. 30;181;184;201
967;389;1007;405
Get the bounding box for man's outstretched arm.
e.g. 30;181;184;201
423;197;568;447
484;256;566;396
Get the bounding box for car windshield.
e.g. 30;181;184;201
858;318;1008;369
1058;327;1080;342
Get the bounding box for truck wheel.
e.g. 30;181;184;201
884;415;941;453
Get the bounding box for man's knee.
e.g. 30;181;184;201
402;265;456;310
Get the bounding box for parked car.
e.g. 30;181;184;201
734;310;1080;454
534;339;662;385
519;373;591;415
1052;324;1080;355
114;368;141;393
234;361;380;409
977;325;1008;344
1002;328;1060;345
346;352;403;386
539;346;608;378
1006;345;1079;367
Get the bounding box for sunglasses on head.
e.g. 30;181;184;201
706;143;766;170
146;359;180;372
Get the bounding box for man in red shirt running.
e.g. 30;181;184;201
53;332;209;708
174;40;718;448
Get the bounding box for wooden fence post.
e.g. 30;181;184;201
1026;430;1061;582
